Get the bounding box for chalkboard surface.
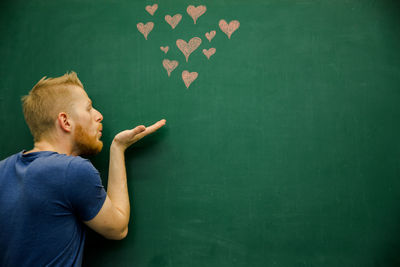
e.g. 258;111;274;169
1;0;400;266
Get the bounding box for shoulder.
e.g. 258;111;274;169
28;152;76;175
20;153;99;181
64;156;102;190
0;152;24;176
0;152;21;167
32;153;97;174
67;156;99;177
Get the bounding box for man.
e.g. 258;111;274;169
0;72;166;266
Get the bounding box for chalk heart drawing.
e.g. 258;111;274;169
160;46;169;54
165;14;182;29
182;71;198;89
163;59;179;77
176;37;202;62
203;48;216;59
145;4;158;16
137;22;154;40
187;5;206;24
205;31;216;42
219;20;240;39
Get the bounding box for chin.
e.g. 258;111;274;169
95;141;104;154
74;125;104;156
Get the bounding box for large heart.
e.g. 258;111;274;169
202;48;216;60
145;4;158;16
163;59;179;77
182;71;198;89
137;22;154;40
165;14;182;29
219;20;240;39
187;5;206;24
176;37;202;62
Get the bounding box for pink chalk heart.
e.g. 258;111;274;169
205;31;216;42
160;46;169;54
182;71;198;89
202;48;216;60
176;37;202;62
219;19;240;39
145;4;158;16
163;59;179;77
137;22;154;40
165;14;182;29
187;5;206;24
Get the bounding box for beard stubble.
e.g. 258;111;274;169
74;124;103;156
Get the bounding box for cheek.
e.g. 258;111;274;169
76;111;92;125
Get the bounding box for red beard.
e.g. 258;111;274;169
74;124;103;156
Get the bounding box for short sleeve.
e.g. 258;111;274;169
64;157;107;221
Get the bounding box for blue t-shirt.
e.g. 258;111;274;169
0;151;107;267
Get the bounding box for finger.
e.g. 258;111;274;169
136;119;166;139
132;125;146;135
145;119;166;134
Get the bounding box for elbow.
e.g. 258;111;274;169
118;226;128;240
105;226;128;240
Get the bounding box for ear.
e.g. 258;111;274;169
57;112;73;133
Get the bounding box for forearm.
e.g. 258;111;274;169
105;120;165;228
84;121;165;239
107;142;130;226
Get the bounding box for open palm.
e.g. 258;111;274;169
113;119;166;150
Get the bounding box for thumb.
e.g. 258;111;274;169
132;125;146;135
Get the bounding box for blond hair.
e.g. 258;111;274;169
22;71;84;142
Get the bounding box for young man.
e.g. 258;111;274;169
0;72;166;266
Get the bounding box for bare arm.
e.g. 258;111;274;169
84;119;166;240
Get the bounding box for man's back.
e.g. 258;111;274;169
0;151;106;267
0;72;165;266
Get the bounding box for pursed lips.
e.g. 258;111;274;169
98;124;103;136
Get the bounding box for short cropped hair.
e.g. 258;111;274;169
21;71;84;142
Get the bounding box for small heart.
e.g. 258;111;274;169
187;5;206;24
160;46;169;54
137;22;154;40
182;70;198;89
202;48;216;60
145;4;158;16
163;59;179;77
205;31;216;42
176;37;202;62
165;14;182;29
219;19;240;39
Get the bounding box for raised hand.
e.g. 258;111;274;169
112;119;166;151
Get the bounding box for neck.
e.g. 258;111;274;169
25;139;75;156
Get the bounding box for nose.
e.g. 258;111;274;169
94;108;103;122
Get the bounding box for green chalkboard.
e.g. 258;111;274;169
1;0;400;266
